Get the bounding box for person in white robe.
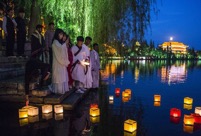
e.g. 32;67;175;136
51;29;70;94
82;36;93;89
90;43;100;89
71;36;87;93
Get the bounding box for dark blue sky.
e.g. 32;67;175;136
145;0;201;50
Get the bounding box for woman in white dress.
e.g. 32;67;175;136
51;29;70;94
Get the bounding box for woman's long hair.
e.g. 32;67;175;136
52;28;64;44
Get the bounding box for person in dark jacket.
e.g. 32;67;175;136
31;24;45;60
15;8;26;56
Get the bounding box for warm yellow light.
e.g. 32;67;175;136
184;97;193;105
19;109;28;119
19;118;29;126
124;119;137;133
183;115;194;126
122;97;129;103
195;107;201;116
90;108;100;117
154;95;161;102
54;105;63;114
28;107;39;116
42;112;53;120
154;102;161;107
90;116;100;124
55;113;63;121
183;104;192;110
122;91;129;98
28;115;39;123
109;96;114;101
125;89;131;96
109;100;114;104
42;105;52;114
183;124;193;133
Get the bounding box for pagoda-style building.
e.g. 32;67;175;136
160;41;188;54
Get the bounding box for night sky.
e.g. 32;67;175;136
145;0;201;50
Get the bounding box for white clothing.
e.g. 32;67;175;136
51;40;69;94
90;50;100;88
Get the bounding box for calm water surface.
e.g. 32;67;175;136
0;60;201;136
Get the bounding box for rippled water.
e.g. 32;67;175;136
0;60;201;136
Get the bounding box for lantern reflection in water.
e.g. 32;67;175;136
184;97;193;105
195;107;201;116
183;124;194;134
183;104;192;110
90;108;100;117
54;105;63;114
28;107;39;116
183;115;194;126
90;116;100;124
116;93;120;97
122;97;129;103
154;102;161;107
42;112;53;120
42;105;52;114
124;131;137;136
109;100;114;104
154;95;161;102
170;116;180;124
170;108;181;118
191;113;201;124
28;115;39;123
19;118;29;126
19;109;28;119
55;113;64;121
124;119;137;133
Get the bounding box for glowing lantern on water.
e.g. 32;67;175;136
183;124;194;134
122;91;129;98
42;112;53;120
195;107;201;116
90;108;100;117
54;105;63;114
124;119;137;133
170;108;181;118
191;113;201;124
184;97;193;105
125;89;131;96
90;103;98;108
115;88;120;94
109;95;114;101
170;116;180;124
55;113;63;121
28;107;39;116
19;109;28;119
19;118;29;126
183;115;194;126
154;102;161;107
90;116;100;124
154;95;161;102
28;115;39;123
42;105;52;114
183;104;192;110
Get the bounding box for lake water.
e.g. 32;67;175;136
0;60;201;136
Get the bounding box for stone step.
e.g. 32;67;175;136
0;68;25;81
0;62;25;69
0;56;29;63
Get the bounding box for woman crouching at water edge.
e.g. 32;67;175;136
49;29;70;94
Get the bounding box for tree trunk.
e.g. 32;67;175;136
28;0;41;39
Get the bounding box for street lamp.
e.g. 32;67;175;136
170;37;173;41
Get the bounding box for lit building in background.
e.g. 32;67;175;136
159;42;188;54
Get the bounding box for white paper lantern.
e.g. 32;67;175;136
109;96;114;101
54;105;63;114
28;107;39;116
28;115;39;123
42;105;52;114
195;107;201;116
42;112;53;120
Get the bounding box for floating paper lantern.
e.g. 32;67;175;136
42;105;52;114
19;109;28;119
42;112;53;120
170;108;181;118
191;113;201;124
122;91;129;98
124;131;137;136
28;115;39;123
124;119;137;133
54;105;63;114
28;107;39;116
55;113;64;121
115;88;120;94
183;115;194;126
90;103;98;108
109;95;114;101
154;102;161;107
183;124;193;134
125;89;131;96
90;116;100;124
183;104;192;110
90;108;100;117
19;118;28;126
170;116;180;124
184;97;193;105
195;107;201;116
154;95;161;102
